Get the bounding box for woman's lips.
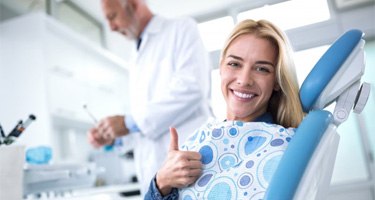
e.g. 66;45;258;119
232;90;257;101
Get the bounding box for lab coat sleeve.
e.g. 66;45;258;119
132;18;211;140
125;114;140;133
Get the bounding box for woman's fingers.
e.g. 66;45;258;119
187;168;202;177
187;160;203;169
176;170;202;187
186;151;202;161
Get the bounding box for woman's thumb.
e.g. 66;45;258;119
169;127;179;151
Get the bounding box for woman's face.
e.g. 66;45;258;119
220;34;279;122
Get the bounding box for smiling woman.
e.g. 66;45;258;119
219;19;304;128
144;19;304;200
220;34;279;122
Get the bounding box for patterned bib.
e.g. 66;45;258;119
179;120;295;200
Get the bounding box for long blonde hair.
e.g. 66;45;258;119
220;19;304;127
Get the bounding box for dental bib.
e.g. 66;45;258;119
179;119;295;200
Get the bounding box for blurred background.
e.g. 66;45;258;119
0;0;374;199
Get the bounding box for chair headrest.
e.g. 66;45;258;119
299;29;364;112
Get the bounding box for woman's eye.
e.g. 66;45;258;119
228;62;240;68
255;66;271;73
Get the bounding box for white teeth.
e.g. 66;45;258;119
233;91;254;99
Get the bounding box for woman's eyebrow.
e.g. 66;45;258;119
256;61;275;67
227;54;243;61
228;55;275;67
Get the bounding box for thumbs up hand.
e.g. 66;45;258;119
156;127;202;196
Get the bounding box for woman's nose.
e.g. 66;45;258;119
237;70;254;87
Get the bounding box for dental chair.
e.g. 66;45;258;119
265;29;371;200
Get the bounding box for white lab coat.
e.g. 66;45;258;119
122;15;212;195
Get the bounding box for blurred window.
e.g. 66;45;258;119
197;16;235;52
238;0;330;31
0;0;46;22
56;1;104;47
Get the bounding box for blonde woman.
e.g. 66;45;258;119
145;19;304;200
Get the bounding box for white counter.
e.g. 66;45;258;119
25;183;141;200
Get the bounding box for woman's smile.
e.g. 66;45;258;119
231;89;257;101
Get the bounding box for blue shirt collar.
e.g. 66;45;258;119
224;112;274;124
253;112;274;123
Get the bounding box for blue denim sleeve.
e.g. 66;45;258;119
144;175;179;200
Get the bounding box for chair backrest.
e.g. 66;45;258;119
264;29;371;200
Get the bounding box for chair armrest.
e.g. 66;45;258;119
264;110;333;200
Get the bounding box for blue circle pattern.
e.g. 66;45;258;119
228;127;238;137
183;195;193;200
180;120;296;199
199;145;213;165
240;175;251;186
237;172;253;189
236;121;244;126
246;160;254;168
180;189;196;200
212;128;223;139
270;138;284;146
223;138;229;144
204;177;237;200
218;153;238;171
197;173;213;187
208;182;232;199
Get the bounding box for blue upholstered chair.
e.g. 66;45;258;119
265;29;371;200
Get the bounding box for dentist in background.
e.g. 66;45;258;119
87;0;212;196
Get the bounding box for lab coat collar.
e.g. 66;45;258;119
136;15;164;52
142;15;164;35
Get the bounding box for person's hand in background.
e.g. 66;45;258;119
87;115;129;148
87;127;113;148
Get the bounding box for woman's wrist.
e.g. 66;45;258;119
156;172;172;196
